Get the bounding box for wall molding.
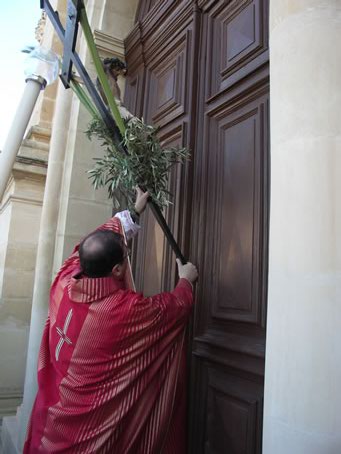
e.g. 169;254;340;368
94;30;125;59
0;388;22;420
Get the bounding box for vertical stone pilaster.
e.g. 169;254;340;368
263;1;341;453
17;81;73;450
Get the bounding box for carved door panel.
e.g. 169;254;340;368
124;0;269;452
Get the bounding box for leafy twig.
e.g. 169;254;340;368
86;117;189;209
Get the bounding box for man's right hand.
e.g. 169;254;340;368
176;259;198;284
134;187;149;215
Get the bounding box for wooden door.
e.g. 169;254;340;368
124;1;269;452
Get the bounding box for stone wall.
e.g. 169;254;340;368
263;1;341;452
0;138;47;418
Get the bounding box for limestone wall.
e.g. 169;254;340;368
0;140;47;418
263;1;341;452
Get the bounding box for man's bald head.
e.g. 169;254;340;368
79;230;124;278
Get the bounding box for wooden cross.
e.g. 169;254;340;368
40;0;187;264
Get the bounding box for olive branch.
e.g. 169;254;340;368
85;116;189;209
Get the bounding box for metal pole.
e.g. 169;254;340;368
0;76;46;201
148;201;186;264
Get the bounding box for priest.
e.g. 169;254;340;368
23;188;198;454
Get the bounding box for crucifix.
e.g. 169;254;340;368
40;0;187;264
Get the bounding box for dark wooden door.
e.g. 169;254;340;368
124;1;269;452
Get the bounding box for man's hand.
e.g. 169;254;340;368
134;188;149;215
176;259;198;284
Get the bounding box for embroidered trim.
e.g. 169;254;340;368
55;309;73;361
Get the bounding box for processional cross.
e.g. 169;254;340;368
41;0;186;264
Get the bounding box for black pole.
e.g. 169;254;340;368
60;0;81;88
148;202;186;264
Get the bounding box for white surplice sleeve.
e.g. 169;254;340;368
115;210;141;241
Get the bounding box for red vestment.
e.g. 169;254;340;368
23;216;193;453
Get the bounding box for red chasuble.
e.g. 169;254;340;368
24;216;193;453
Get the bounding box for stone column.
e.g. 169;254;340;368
263;1;341;453
16;81;72;451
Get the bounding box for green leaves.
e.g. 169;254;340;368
86;117;189;209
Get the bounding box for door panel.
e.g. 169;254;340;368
205;0;269;99
205;366;263;454
203;92;269;326
144;33;188;127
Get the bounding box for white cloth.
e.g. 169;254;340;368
115;210;141;241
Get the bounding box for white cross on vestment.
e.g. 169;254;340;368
55;308;73;361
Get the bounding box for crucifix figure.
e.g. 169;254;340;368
96;57;126;104
96;57;136;121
